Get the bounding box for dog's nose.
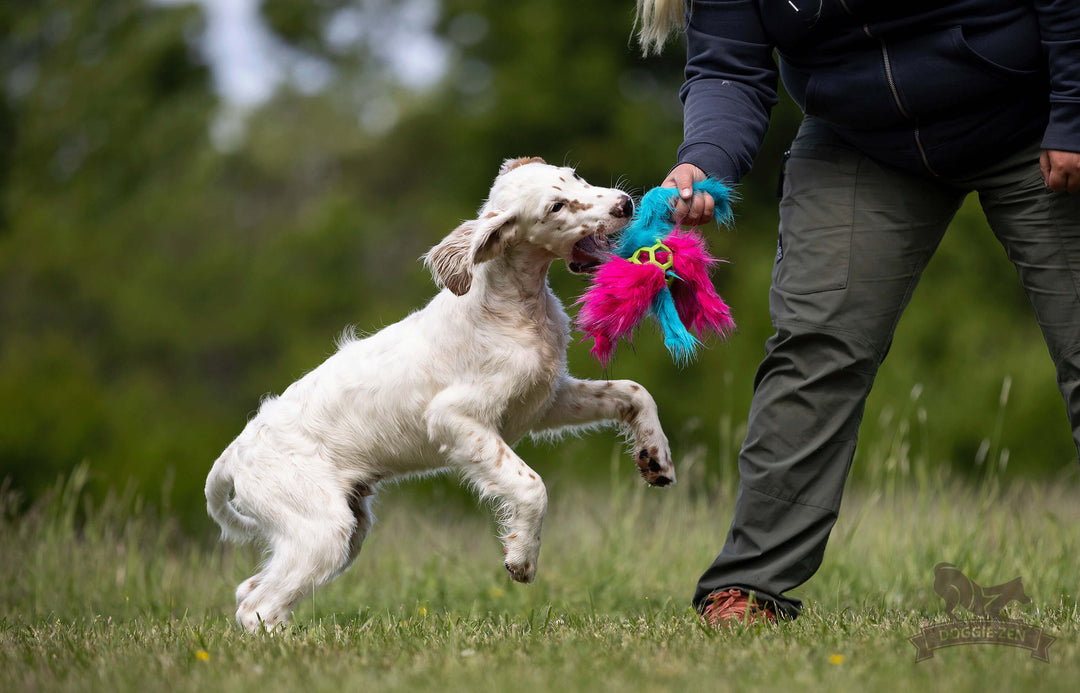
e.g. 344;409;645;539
612;194;633;219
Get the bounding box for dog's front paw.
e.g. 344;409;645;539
502;529;541;584
503;540;539;584
636;446;675;487
505;559;537;584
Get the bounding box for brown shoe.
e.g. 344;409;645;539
701;589;778;627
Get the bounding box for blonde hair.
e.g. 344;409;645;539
634;0;687;56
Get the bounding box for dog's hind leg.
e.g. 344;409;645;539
341;481;376;572
235;574;263;608
234;487;358;633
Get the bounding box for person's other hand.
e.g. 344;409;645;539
662;163;714;226
1040;149;1080;194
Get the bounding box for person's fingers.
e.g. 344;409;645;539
676;175;696;202
701;191;715;224
677;194;715;227
672;200;689;221
669;164;702;197
1059;169;1080;194
1042;149;1080;194
661;163;716;225
1048;167;1067;193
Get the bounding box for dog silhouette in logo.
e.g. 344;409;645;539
934;562;1031;620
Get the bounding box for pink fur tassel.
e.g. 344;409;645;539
666;230;736;340
575;257;669;365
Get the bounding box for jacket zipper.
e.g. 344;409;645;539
861;25;939;176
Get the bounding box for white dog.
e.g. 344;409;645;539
205;157;675;632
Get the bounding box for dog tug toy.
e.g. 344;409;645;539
575;178;736;366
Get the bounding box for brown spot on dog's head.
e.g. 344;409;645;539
499;156;546;176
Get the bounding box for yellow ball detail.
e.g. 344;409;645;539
629;242;673;271
629;242;675;283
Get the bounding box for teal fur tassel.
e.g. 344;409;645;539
653;287;699;364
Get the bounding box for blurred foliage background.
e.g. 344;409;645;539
1;0;1076;527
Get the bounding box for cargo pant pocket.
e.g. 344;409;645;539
774;143;857;296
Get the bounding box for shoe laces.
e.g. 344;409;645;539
702;589;777;626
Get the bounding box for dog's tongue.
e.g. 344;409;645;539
569;234;609;274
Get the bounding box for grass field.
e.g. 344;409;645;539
3;457;1079;692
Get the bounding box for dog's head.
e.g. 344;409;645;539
425;157;633;295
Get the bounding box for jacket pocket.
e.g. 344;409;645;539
780;54;910;129
889;20;1042;120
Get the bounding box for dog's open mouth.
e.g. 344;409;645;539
568;232;610;274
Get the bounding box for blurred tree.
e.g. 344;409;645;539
0;0;1073;526
2;0;219;508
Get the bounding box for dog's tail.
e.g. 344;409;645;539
205;445;259;543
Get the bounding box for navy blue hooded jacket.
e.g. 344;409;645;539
678;0;1080;181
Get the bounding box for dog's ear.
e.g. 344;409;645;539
470;209;517;264
499;157;545;176
424;211;517;296
424;220;476;296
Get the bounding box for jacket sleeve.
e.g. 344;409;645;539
678;0;779;183
1036;0;1080;153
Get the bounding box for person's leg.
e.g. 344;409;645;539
694;118;967;618
971;142;1080;458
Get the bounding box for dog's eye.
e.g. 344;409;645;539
549;202;565;214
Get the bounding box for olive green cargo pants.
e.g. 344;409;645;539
693;117;1080;619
